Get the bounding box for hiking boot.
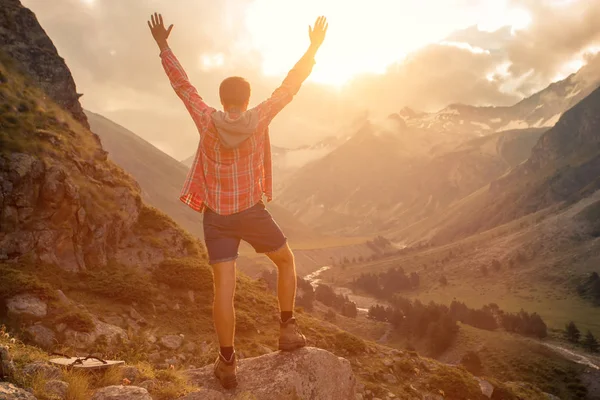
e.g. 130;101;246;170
214;352;237;389
279;317;307;351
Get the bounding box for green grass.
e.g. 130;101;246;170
441;324;589;400
0;263;55;301
79;262;156;304
426;365;485;400
154;258;213;292
52;309;95;333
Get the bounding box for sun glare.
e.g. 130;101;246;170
245;0;537;86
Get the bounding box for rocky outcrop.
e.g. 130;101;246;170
91;385;152;400
0;0;89;128
6;294;47;318
0;382;37;400
0;147;196;271
25;325;55;349
185;347;357;400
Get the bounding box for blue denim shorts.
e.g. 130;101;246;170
203;200;287;264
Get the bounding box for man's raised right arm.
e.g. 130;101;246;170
256;16;329;127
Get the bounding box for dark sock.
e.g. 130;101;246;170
281;311;293;323
220;346;234;361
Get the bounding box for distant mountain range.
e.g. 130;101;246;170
271;59;600;236
399;56;600;138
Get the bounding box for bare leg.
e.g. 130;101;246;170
212;260;236;347
267;244;296;313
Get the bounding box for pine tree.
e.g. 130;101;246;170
565;321;581;343
582;331;599;353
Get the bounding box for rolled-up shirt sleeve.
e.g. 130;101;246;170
160;47;214;133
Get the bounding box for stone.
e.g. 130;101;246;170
54;290;71;306
103;315;125;328
383;358;394;367
187;290;195;303
64;320;126;351
183;342;196;353
91;385;151;400
383;373;397;384
6;294;47;318
0;382;37;399
200;341;211;354
1;345;16;378
55;323;67;333
476;378;494;398
22;362;61;380
422;395;444;400
160;335;183;350
129;307;143;321
44;380;68;399
177;389;225;400
257;345;273;355
119;366;140;382
148;353;162;364
137;380;157;392
185;347;356;400
25;325;55;349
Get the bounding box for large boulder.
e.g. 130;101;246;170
91;385;151;400
64;319;126;351
25;325;56;349
22;362;61;380
0;382;37;399
185;347;356;400
5;294;47;318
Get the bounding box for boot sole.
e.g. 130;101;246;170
218;374;238;389
279;340;307;351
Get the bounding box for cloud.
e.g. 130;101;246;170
504;0;600;92
344;43;520;114
19;0;600;159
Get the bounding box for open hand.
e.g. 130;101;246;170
309;16;328;49
148;12;173;49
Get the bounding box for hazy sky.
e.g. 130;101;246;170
22;0;600;160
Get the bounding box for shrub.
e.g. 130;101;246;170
80;262;155;303
135;205;177;233
460;351;483;375
427;366;482;400
334;331;366;355
154;258;213;292
0;264;54;301
54;310;95;333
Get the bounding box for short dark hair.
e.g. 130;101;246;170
219;76;251;108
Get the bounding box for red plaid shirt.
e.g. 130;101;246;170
160;47;314;215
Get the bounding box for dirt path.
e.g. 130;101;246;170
543;342;600;370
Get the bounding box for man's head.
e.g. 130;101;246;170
219;76;251;112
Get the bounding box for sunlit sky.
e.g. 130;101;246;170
21;0;600;158
246;0;534;85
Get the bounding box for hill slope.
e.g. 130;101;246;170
279;118;546;235
423;84;600;245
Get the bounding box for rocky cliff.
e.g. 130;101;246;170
0;0;89;129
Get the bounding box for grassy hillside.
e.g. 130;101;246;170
323;190;600;338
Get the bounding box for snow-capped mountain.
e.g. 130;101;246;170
399;56;600;138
